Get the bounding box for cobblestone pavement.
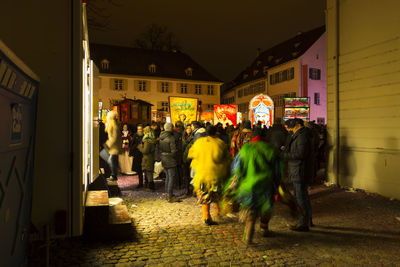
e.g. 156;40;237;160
45;176;400;266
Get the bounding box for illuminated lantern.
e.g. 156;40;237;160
213;105;237;127
249;94;274;127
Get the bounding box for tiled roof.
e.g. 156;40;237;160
90;44;222;82
224;25;325;92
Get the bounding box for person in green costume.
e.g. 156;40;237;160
223;128;298;244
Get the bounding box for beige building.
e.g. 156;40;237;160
91;44;222;122
222;26;326;124
326;0;400;198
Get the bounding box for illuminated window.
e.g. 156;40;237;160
314;93;320;105
185;67;193;77
113;79;124;90
138;80;147;91
180;83;188;94
161;82;169;93
101;59;110;70
253;70;259;76
149;64;157;73
309;68;321;80
207;85;214;95
195;84;202;95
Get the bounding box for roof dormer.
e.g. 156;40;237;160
149;63;157;73
101;59;110;70
185;67;193;77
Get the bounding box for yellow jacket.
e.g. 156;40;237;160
188;136;230;192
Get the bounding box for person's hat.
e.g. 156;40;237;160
164;122;173;132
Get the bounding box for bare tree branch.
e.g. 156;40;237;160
134;24;182;51
87;0;123;31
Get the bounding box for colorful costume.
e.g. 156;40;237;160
189;136;230;204
223;136;282;242
230;128;253;157
188;135;231;224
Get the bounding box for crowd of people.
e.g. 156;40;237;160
100;112;327;243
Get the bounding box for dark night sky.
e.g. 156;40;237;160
88;0;326;82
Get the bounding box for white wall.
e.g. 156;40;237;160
327;0;400;198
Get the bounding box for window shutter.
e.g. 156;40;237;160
110;79;115;90
134;80;139;92
123;79;128;91
157;81;162;92
188;84;195;94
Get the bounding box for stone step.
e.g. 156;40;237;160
106;180;121;197
84;190;110;228
109;204;131;225
85;190;109;207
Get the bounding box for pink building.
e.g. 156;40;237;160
222;26;327;125
300;32;326;124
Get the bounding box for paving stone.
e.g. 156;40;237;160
36;184;400;267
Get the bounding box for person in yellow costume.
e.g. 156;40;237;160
188;125;231;225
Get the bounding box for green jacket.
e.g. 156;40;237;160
139;136;157;171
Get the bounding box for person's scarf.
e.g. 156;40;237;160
143;132;155;140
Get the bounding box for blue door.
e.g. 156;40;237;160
0;41;39;266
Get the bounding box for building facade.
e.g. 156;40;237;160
326;0;400;198
91;44;222;123
222;26;326;124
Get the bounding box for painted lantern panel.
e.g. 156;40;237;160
213;105;237;127
169;96;198;127
249;94;274;127
283;97;310;121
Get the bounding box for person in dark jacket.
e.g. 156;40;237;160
281;118;313;232
304;121;320;185
151;121;161;138
216;124;229;147
182;124;194;195
158;123;181;202
174;121;184;189
99;120;110;177
182;121;206;163
267;123;289;151
130;124;145;188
